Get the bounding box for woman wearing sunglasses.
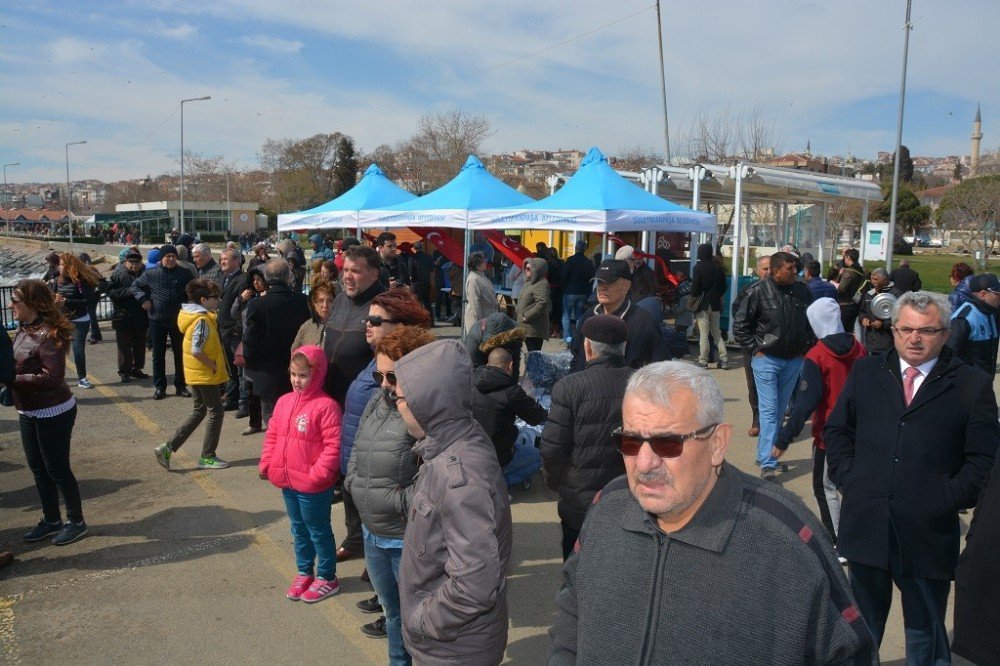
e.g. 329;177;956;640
337;289;431;629
8;279;88;545
345;325;435;664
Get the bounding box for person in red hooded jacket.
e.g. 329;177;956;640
259;345;343;604
773;297;865;552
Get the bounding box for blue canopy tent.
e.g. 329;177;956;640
359;155;532;228
276;163;416;231
468;147;717;234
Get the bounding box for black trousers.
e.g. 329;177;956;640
560;521;580;562
149;318;185;391
115;326;147;376
811;447;836;542
525;337;544;352
222;336;239;407
742;351;759;426
341;487;363;552
20;405;83;524
849;539;951;664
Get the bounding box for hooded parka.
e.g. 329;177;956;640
394;340;512;665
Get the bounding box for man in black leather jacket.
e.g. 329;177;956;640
732;251;813;480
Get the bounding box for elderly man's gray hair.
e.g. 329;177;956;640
221;247;241;262
892;290;951;329
263;257;291;285
871;268;889;279
588;339;626;359
625;361;724;428
193;243;212;258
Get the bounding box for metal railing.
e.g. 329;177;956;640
1;285;114;331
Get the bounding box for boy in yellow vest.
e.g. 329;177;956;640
154;278;231;470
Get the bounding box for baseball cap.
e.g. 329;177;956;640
614;245;636;261
595;259;632;283
970;273;1000;293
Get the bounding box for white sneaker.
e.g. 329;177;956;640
77;378;93;389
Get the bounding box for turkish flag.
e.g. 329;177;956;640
482;230;533;266
410;227;466;265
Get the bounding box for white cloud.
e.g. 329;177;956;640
159;22;198;40
240;35;304;54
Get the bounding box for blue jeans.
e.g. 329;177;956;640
364;533;410;666
72;320;89;379
751;354;803;469
562;294;588;339
281;487;337;580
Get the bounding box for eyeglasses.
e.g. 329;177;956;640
891;326;948;337
372;370;397;386
611;424;719;458
364;315;398;327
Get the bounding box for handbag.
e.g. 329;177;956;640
234;342;246;367
688;291;710;313
0;386;13;408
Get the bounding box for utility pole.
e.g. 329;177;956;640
2;161;20;235
886;0;913;269
655;0;671;162
65;140;87;244
180;96;211;235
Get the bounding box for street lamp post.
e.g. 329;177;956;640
3;161;20;235
180;96;211;236
65;141;87;244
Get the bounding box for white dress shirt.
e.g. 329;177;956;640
899;356;939;397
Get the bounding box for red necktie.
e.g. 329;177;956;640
903;366;920;406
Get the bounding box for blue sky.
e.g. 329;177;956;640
1;0;996;183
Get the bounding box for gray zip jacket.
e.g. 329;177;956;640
344;389;418;540
395;339;513;665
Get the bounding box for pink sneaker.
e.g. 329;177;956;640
286;574;314;601
301;576;340;603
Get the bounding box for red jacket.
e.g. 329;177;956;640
806;336;866;450
259;345;342;493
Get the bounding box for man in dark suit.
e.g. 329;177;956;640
242;258;310;426
216;248;245;410
825;290;998;664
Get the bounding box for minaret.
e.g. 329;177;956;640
971;103;983;176
805;139;811;156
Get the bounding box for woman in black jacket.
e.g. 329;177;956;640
10;279;88;545
50;253;99;388
689;243;729;369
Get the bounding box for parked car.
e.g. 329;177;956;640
894;238;914;255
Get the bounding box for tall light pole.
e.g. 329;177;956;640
655;0;671;162
3;161;20;235
180;96;211;236
885;0;913;269
65;141;87;244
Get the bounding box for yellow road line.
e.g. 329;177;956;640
89;370;379;661
0;595;22;664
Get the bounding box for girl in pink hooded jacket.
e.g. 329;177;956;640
259;345;343;603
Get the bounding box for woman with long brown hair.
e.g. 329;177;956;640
51;252;100;389
9;279;88;545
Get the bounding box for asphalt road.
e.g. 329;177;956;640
1;322;981;664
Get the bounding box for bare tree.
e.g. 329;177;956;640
405;110;495;188
939;175;1000;269
825;198;864;265
976;145;1000;176
259;132;357;212
611;144;662;172
678;104;782;164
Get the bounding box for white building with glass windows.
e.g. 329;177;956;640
105;200;261;241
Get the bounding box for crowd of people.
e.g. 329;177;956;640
2;233;999;664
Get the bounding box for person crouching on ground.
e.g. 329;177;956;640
259;345;343;603
394;339;512;665
154;279;231;470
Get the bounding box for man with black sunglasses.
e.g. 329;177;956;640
549;361;875;664
541;314;634;560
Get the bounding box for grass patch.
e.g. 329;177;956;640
858;252;978;295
